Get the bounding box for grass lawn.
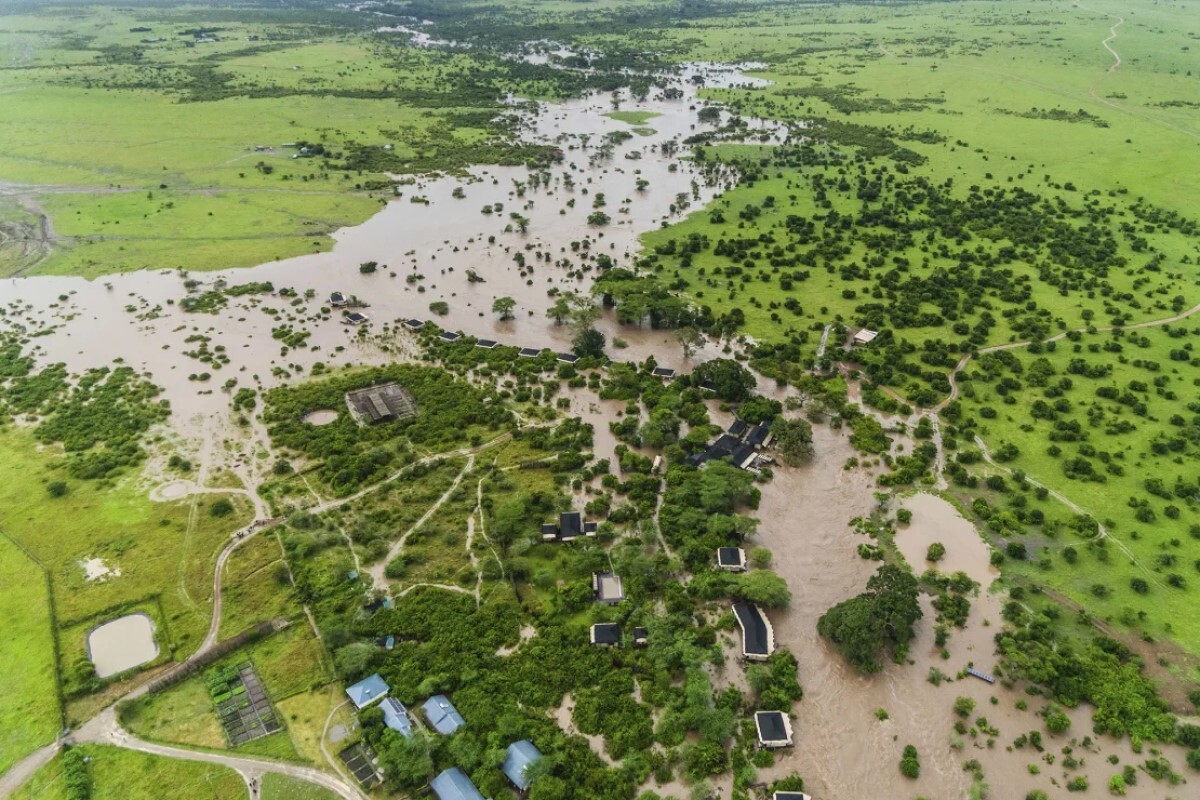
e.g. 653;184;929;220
218;534;295;639
119;624;330;763
954;325;1200;654
0;534;61;775
605;110;661;126
10;744;246;800
0;429;250;712
260;773;338;800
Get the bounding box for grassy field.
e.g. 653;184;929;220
260;773;338;800
10;744;246;800
0;534;61;776
951;323;1200;654
217;533;295;639
119;624;331;762
0;5;539;278
0;428;250;738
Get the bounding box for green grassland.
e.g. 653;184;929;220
217;533;295;639
0;534;61;776
0;429;251;726
119;623;331;761
0;4;558;278
10;744;246;800
260;773;338;800
949;324;1200;653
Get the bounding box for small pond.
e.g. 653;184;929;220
88;612;159;678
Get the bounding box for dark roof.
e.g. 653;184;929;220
541;523;558;536
556;352;579;363
730;444;756;466
518;347;541;357
755;710;789;742
560;511;583;538
330;292;346;303
583;521;598;533
698;379;718;391
476;339;497;348
347;311;367;323
733;602;770;657
717;547;745;567
439;331;461;341
773;793;810;800
632;626;648;639
591;623;620;645
713;434;739;452
404;318;423;329
686;452;707;466
745;425;771;446
652;367;676;378
727;419;749;437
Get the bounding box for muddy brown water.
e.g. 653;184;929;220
754;443;1191;799
87;612;158;679
0;65;783;424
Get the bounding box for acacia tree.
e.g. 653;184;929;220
772;418;814;466
493;296;517;321
676;326;704;359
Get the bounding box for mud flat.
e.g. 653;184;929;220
87;613;158;679
302;409;339;426
754;439;1192;798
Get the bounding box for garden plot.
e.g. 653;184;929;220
206;662;281;746
337;742;381;789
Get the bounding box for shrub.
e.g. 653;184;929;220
210;498;235;517
899;744;920;778
47;480;69;498
926;542;946;562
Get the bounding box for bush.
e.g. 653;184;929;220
926;542;946;562
899;744;920;779
47;480;69;498
210;498;235;517
954;696;976;718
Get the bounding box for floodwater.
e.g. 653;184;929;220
754;439;1193;800
0;63;783;429
87;612;158;678
302;409;339;426
895;492;999;586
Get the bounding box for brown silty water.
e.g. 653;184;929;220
0;64;783;423
752;431;1191;799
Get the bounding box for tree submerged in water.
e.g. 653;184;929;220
817;564;922;673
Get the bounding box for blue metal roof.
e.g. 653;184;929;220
422;695;466;734
345;673;389;708
501;739;542;790
381;697;413;737
430;768;484;800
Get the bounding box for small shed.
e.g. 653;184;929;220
380;697;413;737
632;626;649;648
346;673;389;709
542;511;597;542
439;331;462;342
430;767;485;800
330;291;348;307
476;339;498;349
852;328;879;346
717;547;747;572
556;352;580;364
403;318;424;331
345;311;369;325
593;571;625;604
652;367;676;379
590;623;620;647
518;347;542;358
772;792;811;800
345;382;419;426
755;710;794;749
733;602;775;661
423;695;466;735
501;739;542;792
